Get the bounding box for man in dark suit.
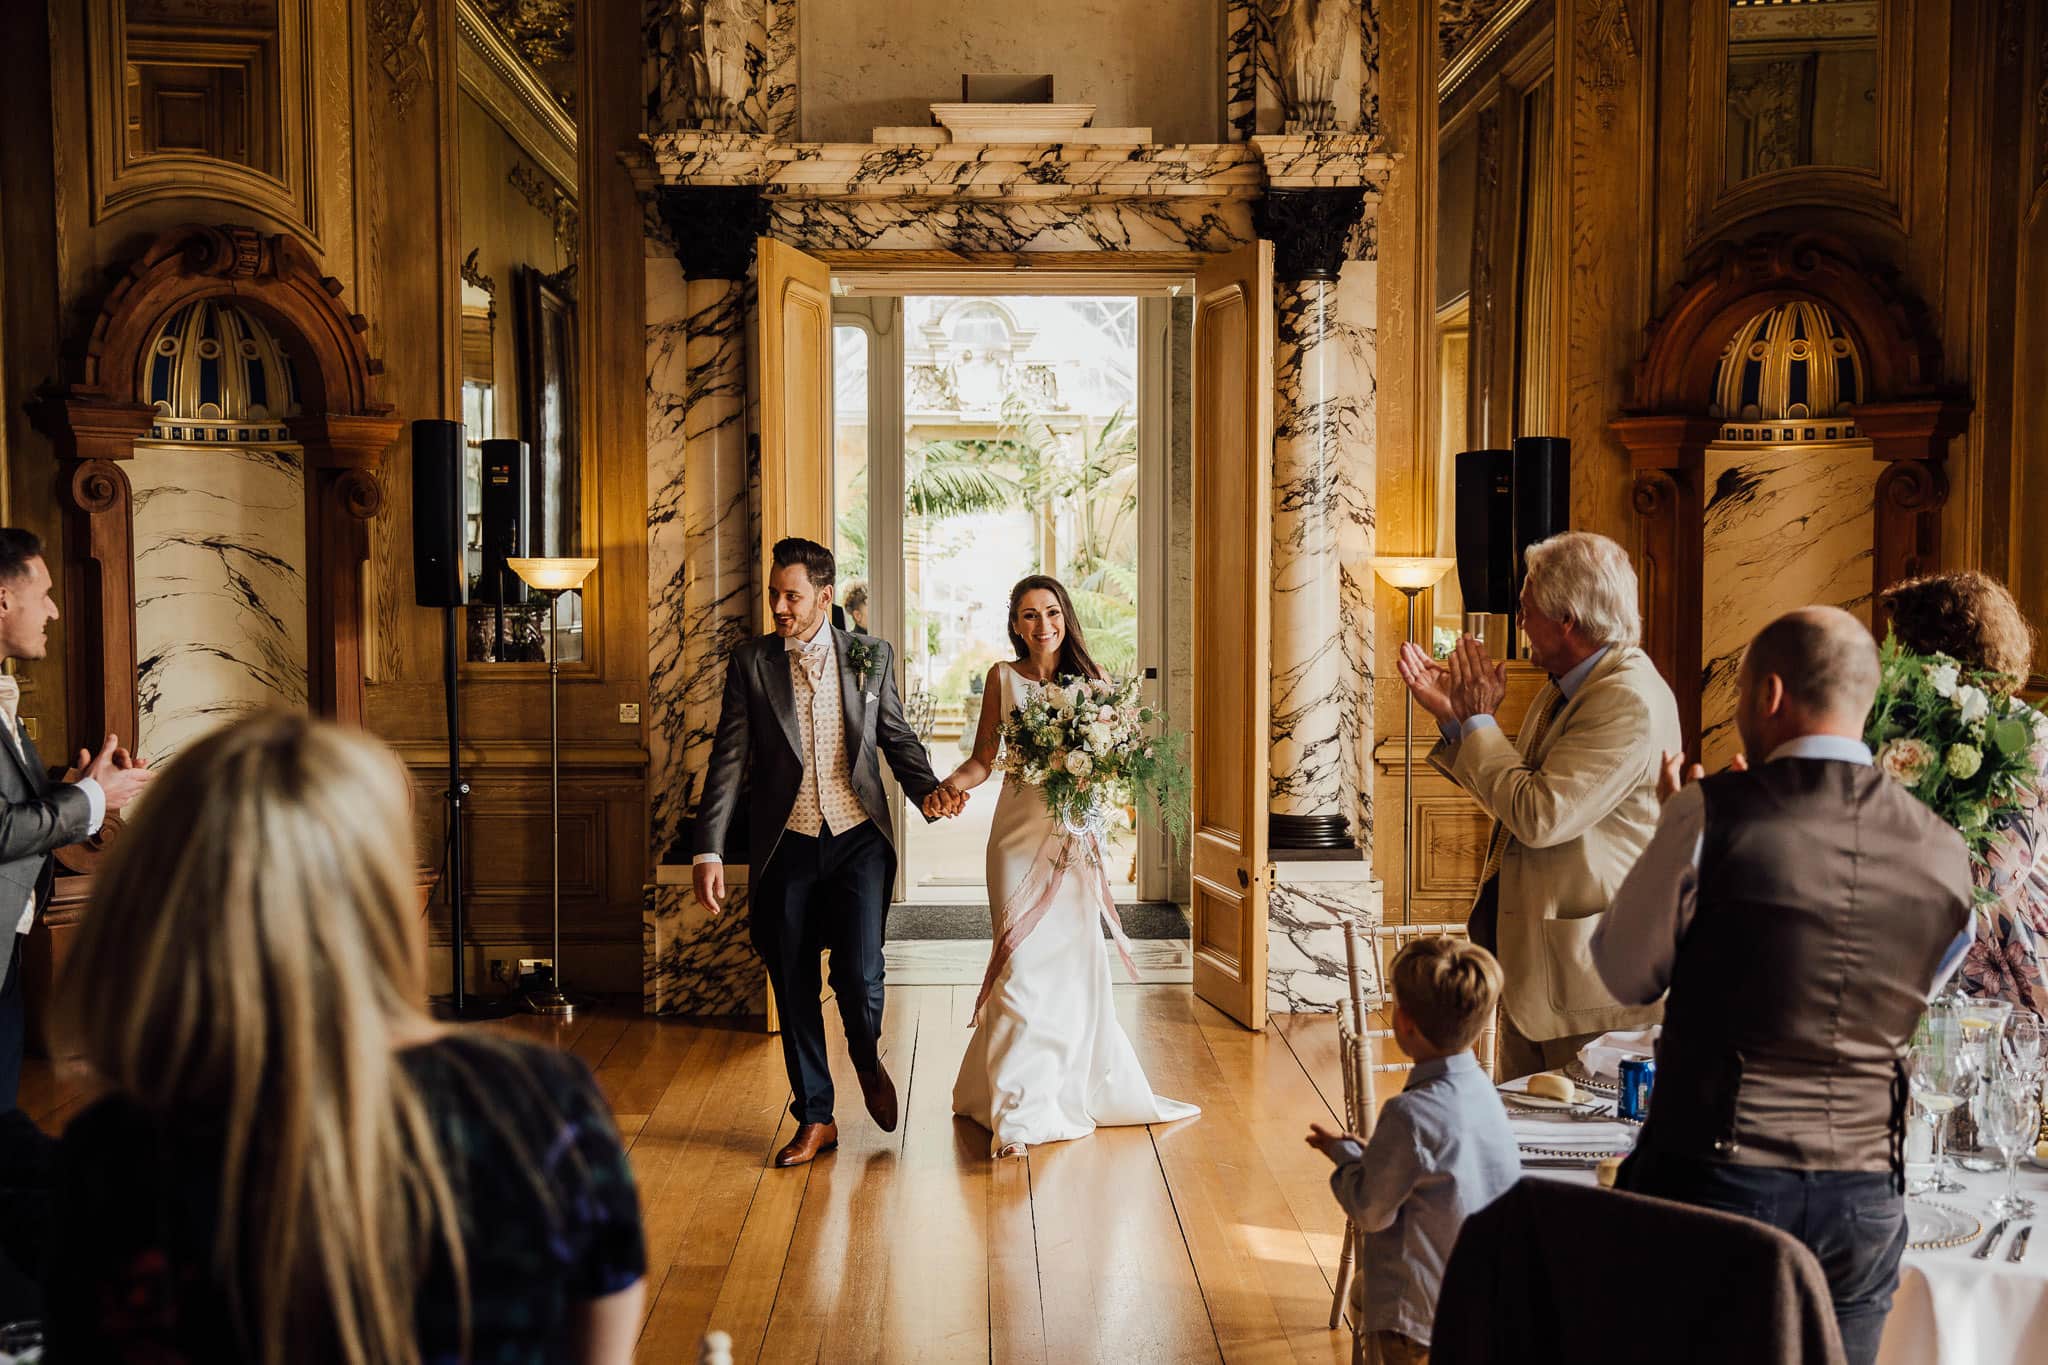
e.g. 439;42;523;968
691;538;961;1167
0;530;152;1107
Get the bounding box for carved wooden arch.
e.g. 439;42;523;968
34;224;402;810
1610;233;1971;755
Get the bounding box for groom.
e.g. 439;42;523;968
692;537;961;1167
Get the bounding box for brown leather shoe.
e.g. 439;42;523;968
774;1121;838;1168
857;1062;899;1132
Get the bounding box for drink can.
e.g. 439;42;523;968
1617;1058;1655;1122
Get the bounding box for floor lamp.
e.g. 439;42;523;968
508;554;599;1018
1368;556;1456;924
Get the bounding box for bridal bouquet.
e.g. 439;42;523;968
997;674;1192;846
1866;632;2046;864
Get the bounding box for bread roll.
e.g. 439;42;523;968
1526;1072;1577;1103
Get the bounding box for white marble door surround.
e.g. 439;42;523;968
638;0;1387;1016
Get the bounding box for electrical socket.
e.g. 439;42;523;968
618;702;640;723
488;958;509;985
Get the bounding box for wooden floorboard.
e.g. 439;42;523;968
22;989;1370;1364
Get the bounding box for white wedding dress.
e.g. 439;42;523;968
952;663;1200;1155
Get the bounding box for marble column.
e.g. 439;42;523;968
1257;187;1383;1015
1259;187;1373;855
644;188;770;1015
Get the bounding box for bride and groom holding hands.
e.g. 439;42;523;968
691;538;1195;1168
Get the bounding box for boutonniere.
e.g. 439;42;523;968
847;638;880;690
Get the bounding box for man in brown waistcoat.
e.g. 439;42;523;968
1593;606;1973;1365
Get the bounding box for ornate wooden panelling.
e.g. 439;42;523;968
84;0;336;240
1410;794;1488;900
32;224;399;830
401;740;647;950
1611;232;1969;750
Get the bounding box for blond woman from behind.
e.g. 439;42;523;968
43;712;645;1365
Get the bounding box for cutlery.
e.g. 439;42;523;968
2010;1226;2033;1263
1974;1219;2011;1260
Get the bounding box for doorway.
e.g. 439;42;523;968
832;290;1181;925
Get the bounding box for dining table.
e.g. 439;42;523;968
1502;1080;2048;1364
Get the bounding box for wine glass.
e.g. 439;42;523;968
1976;1077;2039;1219
1908;1013;1976;1195
2003;1012;2046;1084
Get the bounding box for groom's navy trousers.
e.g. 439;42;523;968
751;818;892;1125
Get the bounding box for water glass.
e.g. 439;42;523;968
1953;998;2016;1171
1908;1009;1976;1194
1976;1077;2040;1219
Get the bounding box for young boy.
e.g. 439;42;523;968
1307;936;1521;1364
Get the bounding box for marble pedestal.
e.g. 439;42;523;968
1268;861;1382;1016
644;863;763;1015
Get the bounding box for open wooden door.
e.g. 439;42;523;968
756;237;835;625
754;238;833;1034
1190;241;1274;1030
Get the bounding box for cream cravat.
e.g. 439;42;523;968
0;675;23;763
1476;681;1566;887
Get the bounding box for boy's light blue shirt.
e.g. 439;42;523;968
1324;1050;1522;1344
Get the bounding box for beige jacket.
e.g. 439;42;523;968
1428;645;1680;1042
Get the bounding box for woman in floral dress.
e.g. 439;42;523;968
1882;571;2048;1014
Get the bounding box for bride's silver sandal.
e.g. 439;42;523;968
997;1141;1028;1159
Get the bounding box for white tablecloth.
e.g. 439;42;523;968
1503;1098;2048;1364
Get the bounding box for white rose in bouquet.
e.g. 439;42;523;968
1064;750;1094;777
1084;722;1117;753
1928;661;1960;697
1957;685;1991;727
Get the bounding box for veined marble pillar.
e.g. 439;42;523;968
1257;187;1382;1014
1260;188;1375;855
643;190;769;1014
1271;277;1352;845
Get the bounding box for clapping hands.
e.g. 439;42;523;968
921;782;968;820
73;733;154;814
1397;637;1507;726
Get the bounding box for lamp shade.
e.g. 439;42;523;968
1367;556;1456;591
507;556;598;593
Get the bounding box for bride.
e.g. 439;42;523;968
929;575;1199;1159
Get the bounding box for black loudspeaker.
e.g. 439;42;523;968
1455;449;1516;615
1511;436;1571;598
479;438;530;606
411;419;467;608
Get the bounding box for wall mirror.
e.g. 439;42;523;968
1723;0;1881;184
1434;12;1559;658
454;0;585;665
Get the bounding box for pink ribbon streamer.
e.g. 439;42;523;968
973;825;1141;1024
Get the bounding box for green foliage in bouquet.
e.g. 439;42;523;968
996;673;1193;847
1865;631;2046;864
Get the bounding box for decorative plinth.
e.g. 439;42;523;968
1269;862;1382;1016
643;865;763;1016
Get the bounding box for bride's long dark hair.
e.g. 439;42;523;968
1007;575;1106;682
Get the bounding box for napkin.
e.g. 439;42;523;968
1577;1027;1659;1080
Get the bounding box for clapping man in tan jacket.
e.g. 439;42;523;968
1399;531;1679;1079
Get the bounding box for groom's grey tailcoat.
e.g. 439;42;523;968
691;627;941;868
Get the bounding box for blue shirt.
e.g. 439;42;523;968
1323;1051;1522;1343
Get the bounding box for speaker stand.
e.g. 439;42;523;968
431;604;516;1021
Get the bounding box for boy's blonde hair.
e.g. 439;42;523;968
1389;936;1503;1053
